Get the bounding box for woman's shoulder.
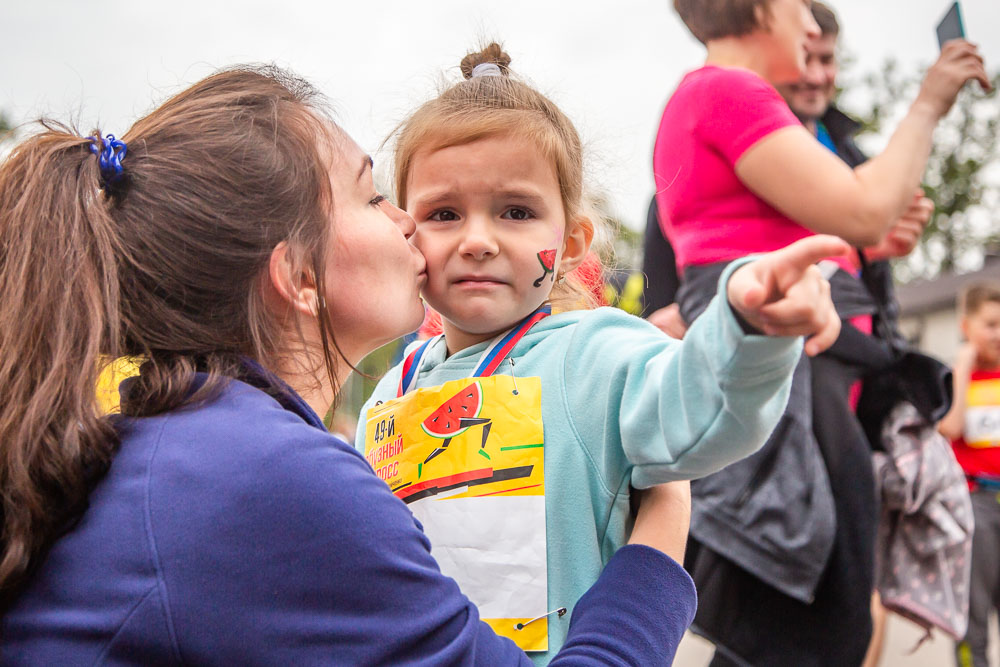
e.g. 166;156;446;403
680;65;777;101
689;64;769;85
130;378;366;505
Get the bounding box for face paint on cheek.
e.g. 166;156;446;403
552;225;564;246
533;249;557;288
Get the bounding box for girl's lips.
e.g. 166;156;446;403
454;277;505;288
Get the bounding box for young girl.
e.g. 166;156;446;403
356;45;845;663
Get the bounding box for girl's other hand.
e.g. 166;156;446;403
647;304;689;340
727;235;850;356
628;481;691;563
916;40;990;119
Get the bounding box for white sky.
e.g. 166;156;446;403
3;0;998;231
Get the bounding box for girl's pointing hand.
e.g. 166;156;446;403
727;235;850;356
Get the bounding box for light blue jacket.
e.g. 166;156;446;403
356;263;802;663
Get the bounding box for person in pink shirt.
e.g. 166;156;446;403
657;1;987;277
653;1;989;665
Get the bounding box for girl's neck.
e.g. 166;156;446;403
442;324;508;358
704;37;770;81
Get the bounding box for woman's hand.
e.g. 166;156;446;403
915;40;990;119
628;481;691;563
727;235;849;356
865;189;934;261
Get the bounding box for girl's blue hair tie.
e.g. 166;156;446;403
88;134;128;189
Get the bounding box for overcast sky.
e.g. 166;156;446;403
3;0;998;231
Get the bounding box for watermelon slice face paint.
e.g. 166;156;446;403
422;381;484;439
533;249;557;287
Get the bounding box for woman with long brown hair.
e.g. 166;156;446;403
0;65;696;663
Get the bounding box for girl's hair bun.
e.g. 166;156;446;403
459;42;512;79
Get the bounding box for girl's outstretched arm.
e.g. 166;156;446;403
562;240;847;487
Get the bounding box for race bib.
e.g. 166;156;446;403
365;374;548;651
965;377;1000;448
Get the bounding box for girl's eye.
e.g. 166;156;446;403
502;207;533;221
369;194;386;207
428;210;459;222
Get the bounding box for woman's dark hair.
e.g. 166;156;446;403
0;65;344;592
811;1;840;37
673;0;773;44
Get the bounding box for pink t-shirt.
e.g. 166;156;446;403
653;66;812;272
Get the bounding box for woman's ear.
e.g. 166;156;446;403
268;241;319;317
753;2;772;32
557;215;595;274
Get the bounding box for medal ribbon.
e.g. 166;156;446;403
397;305;551;397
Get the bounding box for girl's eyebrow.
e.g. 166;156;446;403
493;189;547;206
411;188;547;208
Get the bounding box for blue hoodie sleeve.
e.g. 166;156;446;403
148;395;696;664
554;545;697;666
563;258;803;489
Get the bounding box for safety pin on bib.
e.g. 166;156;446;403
508;358;519;396
514;607;567;631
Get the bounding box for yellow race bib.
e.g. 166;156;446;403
366;374;549;651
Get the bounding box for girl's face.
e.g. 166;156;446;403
759;0;821;83
406;133;584;353
321;129;427;363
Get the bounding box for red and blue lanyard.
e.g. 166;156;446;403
397;305;551;397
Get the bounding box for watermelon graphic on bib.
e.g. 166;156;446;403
420;380;492;464
533;249;557;287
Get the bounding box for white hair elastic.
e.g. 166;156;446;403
471;62;503;78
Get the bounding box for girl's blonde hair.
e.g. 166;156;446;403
393;43;604;311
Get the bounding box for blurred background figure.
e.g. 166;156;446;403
939;282;1000;667
650;0;987;664
642;1;933;326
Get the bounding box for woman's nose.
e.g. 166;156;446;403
385;201;416;239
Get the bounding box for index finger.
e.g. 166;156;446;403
770;235;851;272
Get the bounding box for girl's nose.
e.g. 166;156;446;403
458;216;499;260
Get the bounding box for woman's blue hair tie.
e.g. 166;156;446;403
88;134;128;189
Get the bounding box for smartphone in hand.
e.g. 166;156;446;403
936;1;966;50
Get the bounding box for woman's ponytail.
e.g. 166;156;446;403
0;122;123;592
0;66;341;595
